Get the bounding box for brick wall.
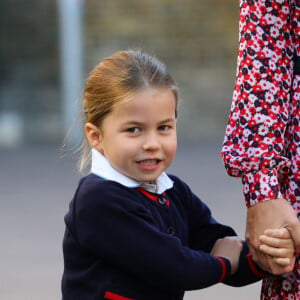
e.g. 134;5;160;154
84;0;239;139
0;0;239;144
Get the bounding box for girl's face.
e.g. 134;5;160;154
93;87;177;183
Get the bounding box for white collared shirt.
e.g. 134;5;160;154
91;148;173;194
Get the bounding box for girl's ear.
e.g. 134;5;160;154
85;123;103;151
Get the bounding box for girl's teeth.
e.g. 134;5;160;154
141;160;156;165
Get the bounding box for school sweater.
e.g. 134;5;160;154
62;152;264;300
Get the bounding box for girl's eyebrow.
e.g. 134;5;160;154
122;120;144;126
124;118;176;125
158;117;176;124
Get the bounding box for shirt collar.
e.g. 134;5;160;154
91;148;173;194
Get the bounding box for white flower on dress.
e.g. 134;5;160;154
270;27;279;39
276;40;285;49
253;114;265;123
269;60;276;71
258;124;269;136
243;128;252;137
265;91;275;103
253;60;262;69
256;26;264;37
274;73;282;81
290;181;297;190
260;79;272;90
264;48;273;58
265;13;277;24
282;6;289;14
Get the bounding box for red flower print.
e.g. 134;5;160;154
222;1;300;295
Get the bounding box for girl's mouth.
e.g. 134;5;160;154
137;159;161;170
140;159;159;165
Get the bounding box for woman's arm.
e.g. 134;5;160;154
222;0;295;207
221;0;298;273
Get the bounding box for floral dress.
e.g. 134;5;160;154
222;0;300;299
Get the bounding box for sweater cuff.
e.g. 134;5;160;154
214;256;231;282
246;253;268;278
242;168;283;207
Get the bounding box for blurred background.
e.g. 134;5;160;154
0;0;262;299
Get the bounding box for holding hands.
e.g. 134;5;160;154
209;199;299;277
246;199;300;275
258;228;295;275
210;228;295;277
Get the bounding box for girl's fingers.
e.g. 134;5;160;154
259;234;291;248
259;244;293;258
264;228;290;239
271;257;291;267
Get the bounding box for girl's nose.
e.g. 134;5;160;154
142;133;161;151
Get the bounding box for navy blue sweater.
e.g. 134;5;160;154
62;174;264;300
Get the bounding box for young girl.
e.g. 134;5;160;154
61;50;294;300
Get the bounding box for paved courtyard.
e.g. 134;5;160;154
1;139;261;299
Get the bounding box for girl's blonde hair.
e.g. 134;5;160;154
79;49;178;172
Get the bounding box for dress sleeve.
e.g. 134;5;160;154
221;0;295;206
71;180;232;292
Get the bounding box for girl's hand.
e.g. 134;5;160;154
259;228;295;271
210;236;243;275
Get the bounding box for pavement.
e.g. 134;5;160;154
1;139;261;299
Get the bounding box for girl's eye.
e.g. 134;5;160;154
158;125;170;131
127;127;140;134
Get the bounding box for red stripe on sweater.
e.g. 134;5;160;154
215;256;227;282
246;253;266;277
104;291;133;300
137;188;169;206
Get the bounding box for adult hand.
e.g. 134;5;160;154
246;198;299;275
